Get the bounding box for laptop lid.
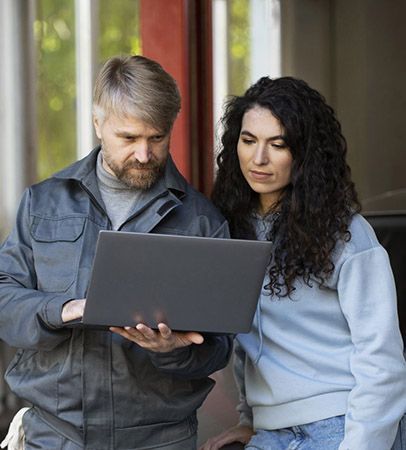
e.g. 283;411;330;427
82;231;271;334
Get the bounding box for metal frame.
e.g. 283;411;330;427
75;0;98;159
212;0;228;165
0;0;37;235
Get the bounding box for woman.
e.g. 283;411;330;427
202;77;406;450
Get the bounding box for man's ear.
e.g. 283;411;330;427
93;115;102;139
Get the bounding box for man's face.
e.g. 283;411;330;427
93;113;171;190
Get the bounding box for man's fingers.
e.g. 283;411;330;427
110;327;144;343
157;323;172;339
111;325;158;342
110;324;204;352
135;323;156;339
110;327;133;340
62;298;86;322
185;332;204;345
125;326;147;339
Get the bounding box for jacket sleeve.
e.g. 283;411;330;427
0;189;72;351
337;246;406;450
234;340;254;427
148;334;233;379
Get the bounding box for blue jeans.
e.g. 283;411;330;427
245;415;405;450
245;416;345;450
392;414;406;450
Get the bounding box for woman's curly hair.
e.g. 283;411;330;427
212;76;361;297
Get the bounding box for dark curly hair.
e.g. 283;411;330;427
212;76;361;297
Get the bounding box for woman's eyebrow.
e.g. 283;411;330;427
240;130;256;138
269;135;286;141
240;130;286;141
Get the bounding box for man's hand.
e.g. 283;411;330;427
199;424;254;450
110;323;204;352
61;299;86;323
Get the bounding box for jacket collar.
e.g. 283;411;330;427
53;146;188;200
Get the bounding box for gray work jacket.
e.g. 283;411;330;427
0;148;232;449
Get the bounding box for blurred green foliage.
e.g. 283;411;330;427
35;0;76;181
35;0;140;182
228;0;250;95
98;0;141;65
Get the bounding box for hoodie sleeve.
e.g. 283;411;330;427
0;189;72;351
234;340;254;427
337;245;406;450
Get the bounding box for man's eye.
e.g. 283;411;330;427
151;136;164;142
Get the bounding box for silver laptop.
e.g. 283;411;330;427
81;231;271;334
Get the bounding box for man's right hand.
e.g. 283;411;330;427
61;299;86;323
199;424;254;450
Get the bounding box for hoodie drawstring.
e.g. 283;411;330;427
253;297;264;364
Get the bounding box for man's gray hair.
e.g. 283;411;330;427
93;55;181;133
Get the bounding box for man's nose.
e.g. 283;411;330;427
133;141;151;164
253;144;269;165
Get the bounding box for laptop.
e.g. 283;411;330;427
80;231;271;334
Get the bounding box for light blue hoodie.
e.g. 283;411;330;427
235;213;406;450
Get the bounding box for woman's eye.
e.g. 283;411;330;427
272;142;287;149
242;138;255;145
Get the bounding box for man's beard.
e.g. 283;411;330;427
102;147;167;190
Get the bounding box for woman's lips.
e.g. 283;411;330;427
249;170;273;181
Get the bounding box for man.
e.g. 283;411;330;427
0;55;232;449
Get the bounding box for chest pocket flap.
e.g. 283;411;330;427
30;217;86;292
31;216;85;242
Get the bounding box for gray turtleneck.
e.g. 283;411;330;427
96;152;142;230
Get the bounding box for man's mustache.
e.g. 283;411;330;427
123;160;160;170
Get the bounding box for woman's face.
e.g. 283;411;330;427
237;106;293;214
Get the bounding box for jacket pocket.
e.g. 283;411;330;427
5;349;38;376
30;216;86;292
114;415;197;449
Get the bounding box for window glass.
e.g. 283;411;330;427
35;0;76;181
228;0;250;95
99;0;141;63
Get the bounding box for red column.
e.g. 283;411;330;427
189;0;214;195
140;0;191;180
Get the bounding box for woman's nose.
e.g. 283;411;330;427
253;144;269;165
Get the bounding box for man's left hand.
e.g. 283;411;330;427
110;323;204;352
